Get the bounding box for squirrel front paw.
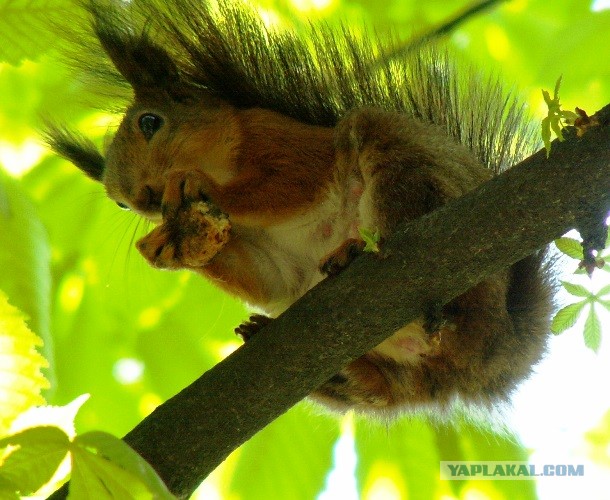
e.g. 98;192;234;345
161;169;218;217
137;169;230;269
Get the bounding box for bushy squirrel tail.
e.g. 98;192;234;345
507;250;557;367
57;1;539;172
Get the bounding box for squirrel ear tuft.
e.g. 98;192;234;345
43;125;105;181
87;1;191;102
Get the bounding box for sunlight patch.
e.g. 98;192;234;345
214;340;241;360
364;476;402;500
138;393;162;417
362;460;407;500
138;307;162;329
592;0;610;11
58;274;85;313
485;24;510;61
0;140;46;176
463;486;501;500
291;0;334;13
113;358;144;385
82;257;100;285
505;0;528;12
318;413;358;500
256;7;282;29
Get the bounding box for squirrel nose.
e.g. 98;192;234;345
133;184;163;213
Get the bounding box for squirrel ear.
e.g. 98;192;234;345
88;2;191;102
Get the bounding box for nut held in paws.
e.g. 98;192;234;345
137;201;231;269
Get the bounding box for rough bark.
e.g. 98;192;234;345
49;104;610;499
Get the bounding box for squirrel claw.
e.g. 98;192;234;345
320;238;366;275
136;225;180;269
162;169;214;217
235;314;273;341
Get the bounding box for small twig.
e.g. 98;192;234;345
578;209;609;276
372;0;508;67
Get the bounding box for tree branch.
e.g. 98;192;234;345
49;104;610;499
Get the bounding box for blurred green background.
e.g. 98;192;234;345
1;0;610;499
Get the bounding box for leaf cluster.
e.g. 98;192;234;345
541;77;578;157
552;235;610;352
0;426;174;499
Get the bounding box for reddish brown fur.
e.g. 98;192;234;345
205;109;336;225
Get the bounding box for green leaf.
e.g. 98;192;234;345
73;431;174;500
0;0;75;65
598;299;610;312
358;227;381;253
541;89;552;106
0;291;50;434
550;115;564;141
561;281;591;298
70;446;153;500
0;170;53;387
583;306;602;353
559;109;577;123
0;478;20;500
0;426;69;496
540;76;574;156
553;75;562;99
9;394;88;443
541;117;551;157
554;237;583;259
596;284;610;297
550;301;587;334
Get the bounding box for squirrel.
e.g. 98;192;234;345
47;0;554;417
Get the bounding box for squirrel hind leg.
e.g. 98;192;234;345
319;238;366;275
310;353;436;415
311;277;546;416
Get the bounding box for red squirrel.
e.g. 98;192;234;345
48;0;554;416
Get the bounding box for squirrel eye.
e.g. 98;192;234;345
116;201;130;210
138;113;164;141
